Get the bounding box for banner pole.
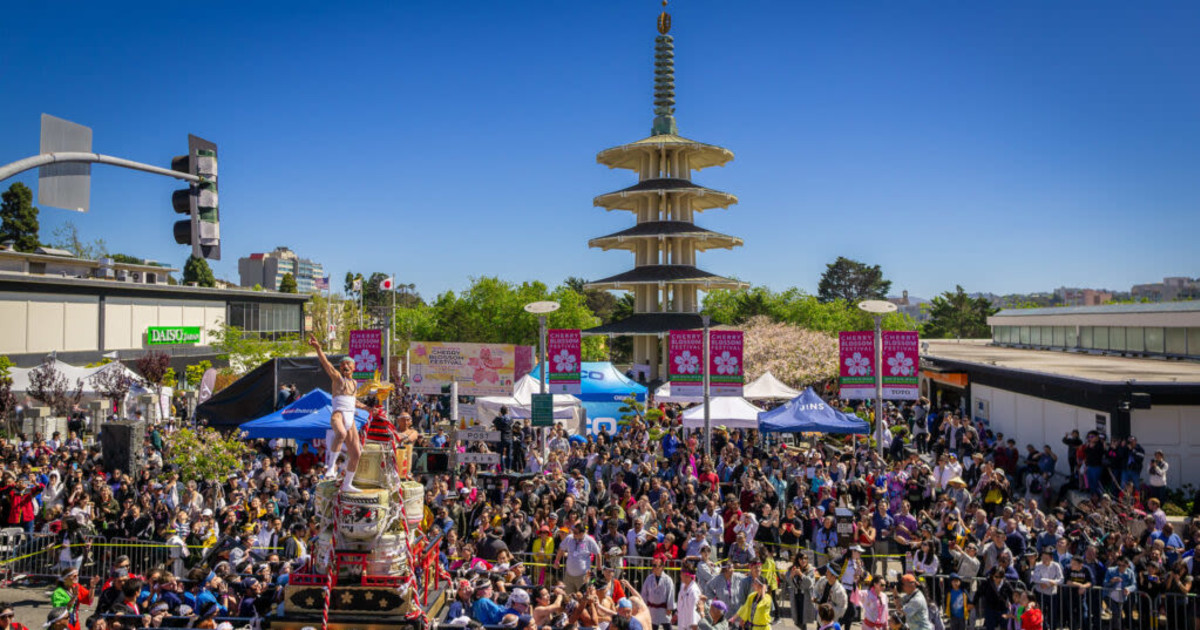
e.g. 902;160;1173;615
702;315;711;459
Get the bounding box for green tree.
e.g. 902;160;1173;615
209;323;308;374
111;253;144;264
817;256;892;304
921;285;999;339
279;272;298;293
703;286;915;333
564;276;617;322
50;221;107;259
185;360;213;388
165;427;251;483
182;255;216;287
0;183;41;252
0;356;15;436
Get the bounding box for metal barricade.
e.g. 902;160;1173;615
1155;592;1197;630
95;537;172;578
0;532;63;581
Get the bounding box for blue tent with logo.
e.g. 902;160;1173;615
528;362;646;434
239;388;369;440
757;387;870;434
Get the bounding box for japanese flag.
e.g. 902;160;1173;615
379;277;395;290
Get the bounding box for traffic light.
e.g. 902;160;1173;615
171;135;220;260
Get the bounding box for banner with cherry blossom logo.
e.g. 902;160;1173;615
669;330;704;398
547;329;581;394
708;330;744;397
838;331;876;400
348;329;383;381
882;331;919;400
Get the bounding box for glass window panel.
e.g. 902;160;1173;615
1146;327;1165;353
1190;328;1200;357
1126;327;1144;353
1081;327;1093;349
1094;326;1109;349
1020;327;1031;344
1066;326;1078;348
1031;326;1042;345
1053;326;1066;346
1110;327;1126;351
1166;328;1187;355
1042;327;1053;346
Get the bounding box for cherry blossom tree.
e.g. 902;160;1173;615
741;316;839;388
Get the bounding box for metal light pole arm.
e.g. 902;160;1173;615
0;152;203;183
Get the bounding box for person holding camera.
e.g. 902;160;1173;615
894;574;933;630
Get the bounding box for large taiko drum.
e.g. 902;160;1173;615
367;532;410;575
335;488;390;540
354;442;396;489
399;481;424;528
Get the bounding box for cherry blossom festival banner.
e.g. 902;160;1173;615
547;329;582;394
882;331;919;400
348;329;383;381
669;330;705;397
708;330;744;397
838;331;876;400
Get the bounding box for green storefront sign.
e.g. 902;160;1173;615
147;326;202;345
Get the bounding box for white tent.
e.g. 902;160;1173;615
475;375;581;421
681;397;764;429
653;381;702;404
10;361;145;396
742;372;801;401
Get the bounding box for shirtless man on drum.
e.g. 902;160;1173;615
308;334;363;492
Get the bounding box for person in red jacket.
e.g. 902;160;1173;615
0;601;31;630
1;475;44;532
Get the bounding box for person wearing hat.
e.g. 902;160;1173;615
445;579;474;620
675;560;703;630
704;562;746;615
730;576;772;630
897;574;933;630
698;597;728;630
0;602;28;630
615;598;644;630
531;524;556;584
812;563;847;623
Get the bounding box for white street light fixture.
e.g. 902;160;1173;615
524;301;561;462
858;300;898;459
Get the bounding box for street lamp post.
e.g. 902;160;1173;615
524;301;560;462
858;300;898;460
702;314;712;458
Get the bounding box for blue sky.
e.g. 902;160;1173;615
2;1;1198;300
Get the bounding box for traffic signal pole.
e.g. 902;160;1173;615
0;151;204;184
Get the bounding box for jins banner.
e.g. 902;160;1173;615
547;329;581;394
668;330;704;398
838;331;876;400
708;330;744;397
882;331;919;400
347;329;383;381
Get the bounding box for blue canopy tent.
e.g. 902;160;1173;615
528;362;646;434
239;389;369;440
757;387;870;434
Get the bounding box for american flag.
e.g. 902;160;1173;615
315;276;329;290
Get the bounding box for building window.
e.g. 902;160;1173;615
1188;328;1200;357
1110;326;1126;352
1019;326;1031;345
1066;326;1078;348
1145;327;1165;354
1166;328;1187;356
1126;327;1144;353
1030;326;1042;345
1052;326;1066;347
1094;326;1110;350
1081;326;1093;349
1042;326;1053;347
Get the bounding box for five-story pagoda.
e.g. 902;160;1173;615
585;1;746;380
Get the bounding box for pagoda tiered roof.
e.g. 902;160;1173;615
596;134;734;171
594;178;737;212
588;221;742;251
583;312;708;336
585;265;747;290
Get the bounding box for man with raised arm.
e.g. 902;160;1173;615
307;334;363;492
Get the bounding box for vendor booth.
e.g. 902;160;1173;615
757;387;870;434
528;362;646;434
240;388;369;441
742;372;802;401
680;397;764;430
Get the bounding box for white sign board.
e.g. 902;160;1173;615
456;452;500;465
455;429;501;443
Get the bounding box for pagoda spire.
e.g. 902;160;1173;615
652;0;678;136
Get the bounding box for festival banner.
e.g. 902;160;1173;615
347;329;383;381
547;329;582;394
669;330;705;398
838;331;876;400
708;330;744;397
882;331;919;400
408;341;534;396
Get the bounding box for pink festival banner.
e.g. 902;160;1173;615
708;330;744;397
882;331;919;400
669;330;704;398
347;329;383;381
838;331;876;400
547;329;582;394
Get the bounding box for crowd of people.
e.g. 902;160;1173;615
2;390;1199;630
